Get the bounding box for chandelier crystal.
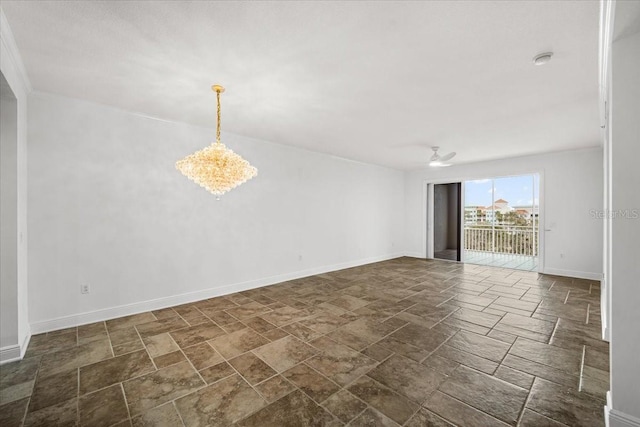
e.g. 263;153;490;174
176;85;257;198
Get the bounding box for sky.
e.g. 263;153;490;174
464;174;539;207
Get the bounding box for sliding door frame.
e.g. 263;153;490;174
422;171;545;273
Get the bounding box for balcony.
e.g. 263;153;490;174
464;224;538;271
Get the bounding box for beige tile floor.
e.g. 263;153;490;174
0;257;608;426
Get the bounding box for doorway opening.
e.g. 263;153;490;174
433;182;462;262
463;174;539;271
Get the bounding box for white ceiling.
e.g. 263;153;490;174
2;1;600;169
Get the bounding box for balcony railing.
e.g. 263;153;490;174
464;225;538;256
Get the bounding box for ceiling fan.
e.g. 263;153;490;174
429;146;456;167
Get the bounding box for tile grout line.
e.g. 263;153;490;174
548;318;560;345
119;382;133;424
585;304;590;325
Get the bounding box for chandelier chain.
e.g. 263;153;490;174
216;89;221;144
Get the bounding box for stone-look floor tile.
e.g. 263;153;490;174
24;332;77;358
527;377;604;426
487;329;518;344
449;307;501;328
326;328;370;350
222;321;250;334
229;352;277;385
78;322;109;344
254;375;296;402
244;316;277;334
107;312;157;332
131;402;183;427
376;337;430;362
113;337;145;356
581;365;608;401
38;339;112;378
305;341;378;387
237;389;337;427
29;369;77;412
281;323;321;342
501;354;578;388
424;391;510;427
327;295;370;311
151;307;179;319
252;335;318;373
389;323;450;352
338;318;401;345
225;301;272;320
79;384;129;427
1;357;40;388
199;361;235;384
431;344;499;375
80;349;155;394
347;376;418;425
0;379;34;405
349;407;400;426
123;361;204;416
368;354;446;404
422;354;460;375
24;397;77;427
446;330;510;362
509;337;581;375
299;313;349;334
323;389;367;424
154;350;187;368
209;328;269;359
584;346;609;372
405;407;455;427
134;317;189;338
519;409;569;426
175;374;266;426
438;365;527;425
442;317;492;335
361;343;393;362
494;313;555;343
182;342;223;370
0;397;29;426
110;327;142;347
261;328;289;341
170;322;226;348
282;363;339;403
494;365;535;390
8;258;609;427
142;332;179;358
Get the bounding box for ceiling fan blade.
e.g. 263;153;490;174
440;152;456;162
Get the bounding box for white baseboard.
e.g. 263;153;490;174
607;407;640;426
0;345;21;365
542;267;602;281
20;331;31;359
30;253;405;334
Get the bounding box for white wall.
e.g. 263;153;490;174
27;92;405;332
1;79;18;350
404;148;603;279
609;24;640;426
0;8;30;363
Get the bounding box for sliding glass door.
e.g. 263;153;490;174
464;174;539;271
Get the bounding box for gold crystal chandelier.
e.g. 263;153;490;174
176;85;257;199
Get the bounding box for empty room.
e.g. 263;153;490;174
1;1;638;426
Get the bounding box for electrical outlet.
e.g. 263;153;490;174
81;284;90;294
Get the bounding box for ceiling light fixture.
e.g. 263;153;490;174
533;52;553;66
176;85;257;199
429;146;456;167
